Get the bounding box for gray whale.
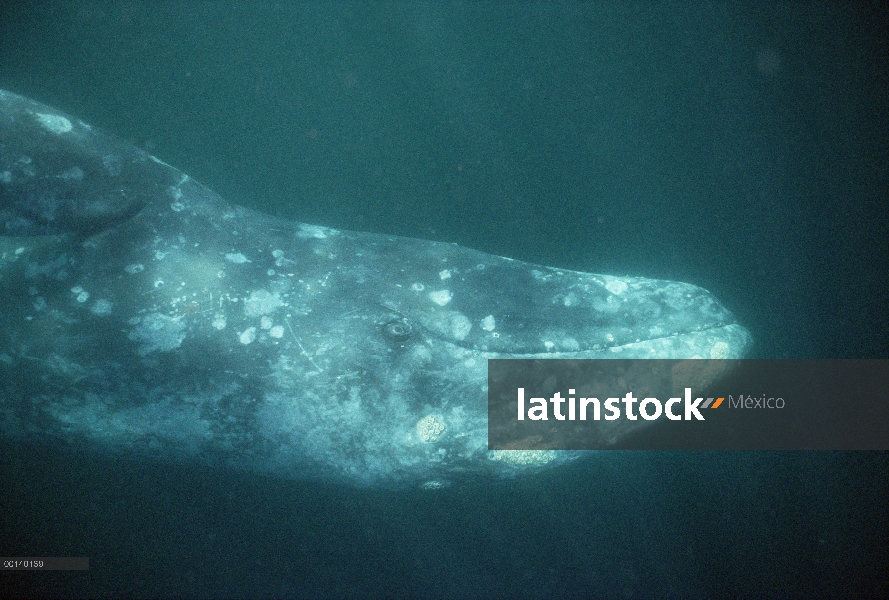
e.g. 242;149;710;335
0;89;750;487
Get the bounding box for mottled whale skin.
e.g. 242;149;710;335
0;89;750;488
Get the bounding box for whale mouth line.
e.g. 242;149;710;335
442;322;741;351
468;322;747;359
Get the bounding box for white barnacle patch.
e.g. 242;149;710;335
449;313;472;340
225;252;249;264
243;289;283;318
91;299;113;316
298;224;333;239
272;249;290;268
269;325;284;338
212;315;227;330
605;279;628;295
416;415;446;442
260;316;273;330
70;286;89;303
710;341;730;359
561;291;579;307
239;327;257;345
438;269;451;280
489;450;557;466
125;263;145;274
481;315;496;331
1;246;26;265
429;289;453;306
35;112;72;134
129;313;186;355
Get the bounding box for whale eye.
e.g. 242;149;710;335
384;319;413;340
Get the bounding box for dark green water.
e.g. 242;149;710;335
1;3;886;598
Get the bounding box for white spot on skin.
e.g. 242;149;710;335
129;313;186;355
71;287;89;303
439;270;451;280
411;283;425;292
91;299;113;316
271;249;292;268
560;337;580;352
605;280;628;295
239;327;257;344
450;314;472;340
125;264;144;274
59;166;84;180
429;290;452;306
269;325;284;338
710;341;730;359
212;315;227;330
170;201;185;212
226;253;249;264
481;315;496;331
35;112;72;134
544;341;555;350
416;415;446;442
298;224;333;239
260;316;273;330
244;289;284;317
489;450;557;466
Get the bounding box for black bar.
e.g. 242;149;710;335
489;359;889;450
1;557;89;570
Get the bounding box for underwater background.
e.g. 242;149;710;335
1;2;886;598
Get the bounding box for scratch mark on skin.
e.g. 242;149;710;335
285;316;323;374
